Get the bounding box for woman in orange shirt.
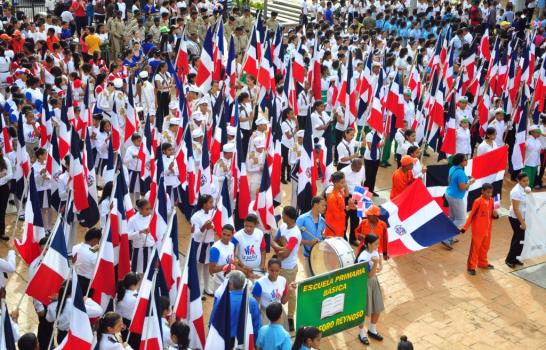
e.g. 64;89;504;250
356;206;389;259
390;155;416;199
325;172;355;237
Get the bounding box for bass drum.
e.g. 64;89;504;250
309;238;356;276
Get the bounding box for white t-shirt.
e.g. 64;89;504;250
209;240;235;284
356;249;379;271
275;224;302;270
190;209;216;244
252;275;287;308
509;184;527;219
341;165;365;194
477;140;498;156
233;229;265;270
456;127;471;155
524;137;543;167
364;132;382;161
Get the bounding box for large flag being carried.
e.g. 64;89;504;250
380;180;459;257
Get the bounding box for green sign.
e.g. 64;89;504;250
295;263;368;337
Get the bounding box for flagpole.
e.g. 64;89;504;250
47;265;74;350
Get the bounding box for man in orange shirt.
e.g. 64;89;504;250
390;155;416;199
461;183;498;275
325;172;355;237
355;205;389;259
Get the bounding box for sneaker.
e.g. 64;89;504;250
288;318;295;332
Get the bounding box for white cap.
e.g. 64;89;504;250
254;136;265;148
494;107;504;114
197;97;208;105
458;96;468;102
529;124;541;132
223;143;235;153
192;112;205;121
169;100;178;110
169;117;181;126
191;129;204;139
139;71;148;79
256;117;268;126
227;126;237;136
404;88;411;96
113;78;123;88
372;61;381;67
188;85;201;94
296;130;304;138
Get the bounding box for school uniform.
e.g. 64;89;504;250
154;71;172;130
163;155;181;206
281;119;297;182
209;240;235;291
32;161;52;208
336;139;359;170
456;127;472;157
124;144;144;195
506;184;527;265
190;209;216;294
252;275;288;326
46;297;102;344
127;213;154;273
72;242;98;294
356;250;384;316
233;228;266;274
364;132;382;194
98;334;132;350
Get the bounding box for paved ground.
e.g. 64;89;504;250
3;161;546;349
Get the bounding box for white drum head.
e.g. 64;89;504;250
309;238;356;276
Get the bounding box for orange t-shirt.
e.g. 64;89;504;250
390;169;415;199
47;35;60;52
463;196;494;236
355;219;389;253
325;190;346;237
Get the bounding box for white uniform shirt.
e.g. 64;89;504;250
336;139;359;165
0;250;16;288
456;127;471;155
127;213;155;248
33;161;52;191
364;132;382;161
190;209;216;244
116;289;138;320
524;137;543;167
311;111;331;140
477;140;498;156
281;119;297;148
233;229;265;270
123;145;141;171
163;155;180;187
509;184;527;219
341;165;365;194
72;243;98;279
98;334;131;350
46;297;103;331
0;156;13;187
490;119;506;146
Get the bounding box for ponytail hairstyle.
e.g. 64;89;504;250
96;312;122;343
116;272;140;302
55;280;72;317
170;321;190;349
135;198;150;211
291;326;321;350
355;233;379;261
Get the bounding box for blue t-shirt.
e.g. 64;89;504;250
256;324;291;350
296;211;325;257
446;165;468;199
210;290;261;338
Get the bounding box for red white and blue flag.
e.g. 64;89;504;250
159;213;181;306
380;180;459;257
204;278;230;350
252;157;277;232
89;219;116;310
55;270;94;350
196;28;214;92
26;218;70;305
69;130;89;211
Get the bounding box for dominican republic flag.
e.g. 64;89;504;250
353;186;373;218
15;168;45;264
78;132;100;228
284;61;298;115
57;94;71;160
309;38;322;100
234;283;255;350
533;53;546;113
213;20;225;81
175;36;189;79
440;95;457;156
292;41;306;85
512;88;529;171
407;65;422;101
40;89;53;147
14;114;30;199
55;270;93;350
252;157;277;232
177;124;198;218
1;302;17;350
0;109;11;153
26;218;70;305
200;125;213;196
477;85;491;137
139;115;155;182
110;167;134;279
385;73;405;128
479;29;490;62
129;251;160;335
196;27;214;92
210;99;227;167
242;27;259;78
380;180;459;257
337;51;357;129
89;219;116;311
150;175;168;242
271;26;284;74
139;287;163;350
297;112;316;213
124;81;138;150
235;119;251;219
267;98;282;205
226;35;237;103
367;69;385;133
257;39;275;108
213;177;235;237
159;213;181;306
461;41;476;96
69;130;89;211
204;279;230;350
47;128;62;212
174;240;206;349
426;146;508;212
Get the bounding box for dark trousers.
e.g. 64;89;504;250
364;159;380;194
77;275;90;296
506;217;525;264
281;144;290;181
38;314;53;350
334;129;344;164
297;115;306;129
395;154;402;168
241;129;252;159
0;184;9;236
75;16;87;36
155;91;170;131
345;202;359;242
57;330;68;346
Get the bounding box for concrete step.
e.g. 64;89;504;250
267;0;302;25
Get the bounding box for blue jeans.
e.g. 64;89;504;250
443;193;466;244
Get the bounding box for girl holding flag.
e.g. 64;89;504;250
127;199;154;274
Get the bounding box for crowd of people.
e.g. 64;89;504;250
0;0;544;349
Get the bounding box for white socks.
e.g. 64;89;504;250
359;328;367;338
369;323;377;334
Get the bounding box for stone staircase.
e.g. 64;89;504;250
266;0;303;26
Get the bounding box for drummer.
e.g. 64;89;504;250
296;196;327;276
